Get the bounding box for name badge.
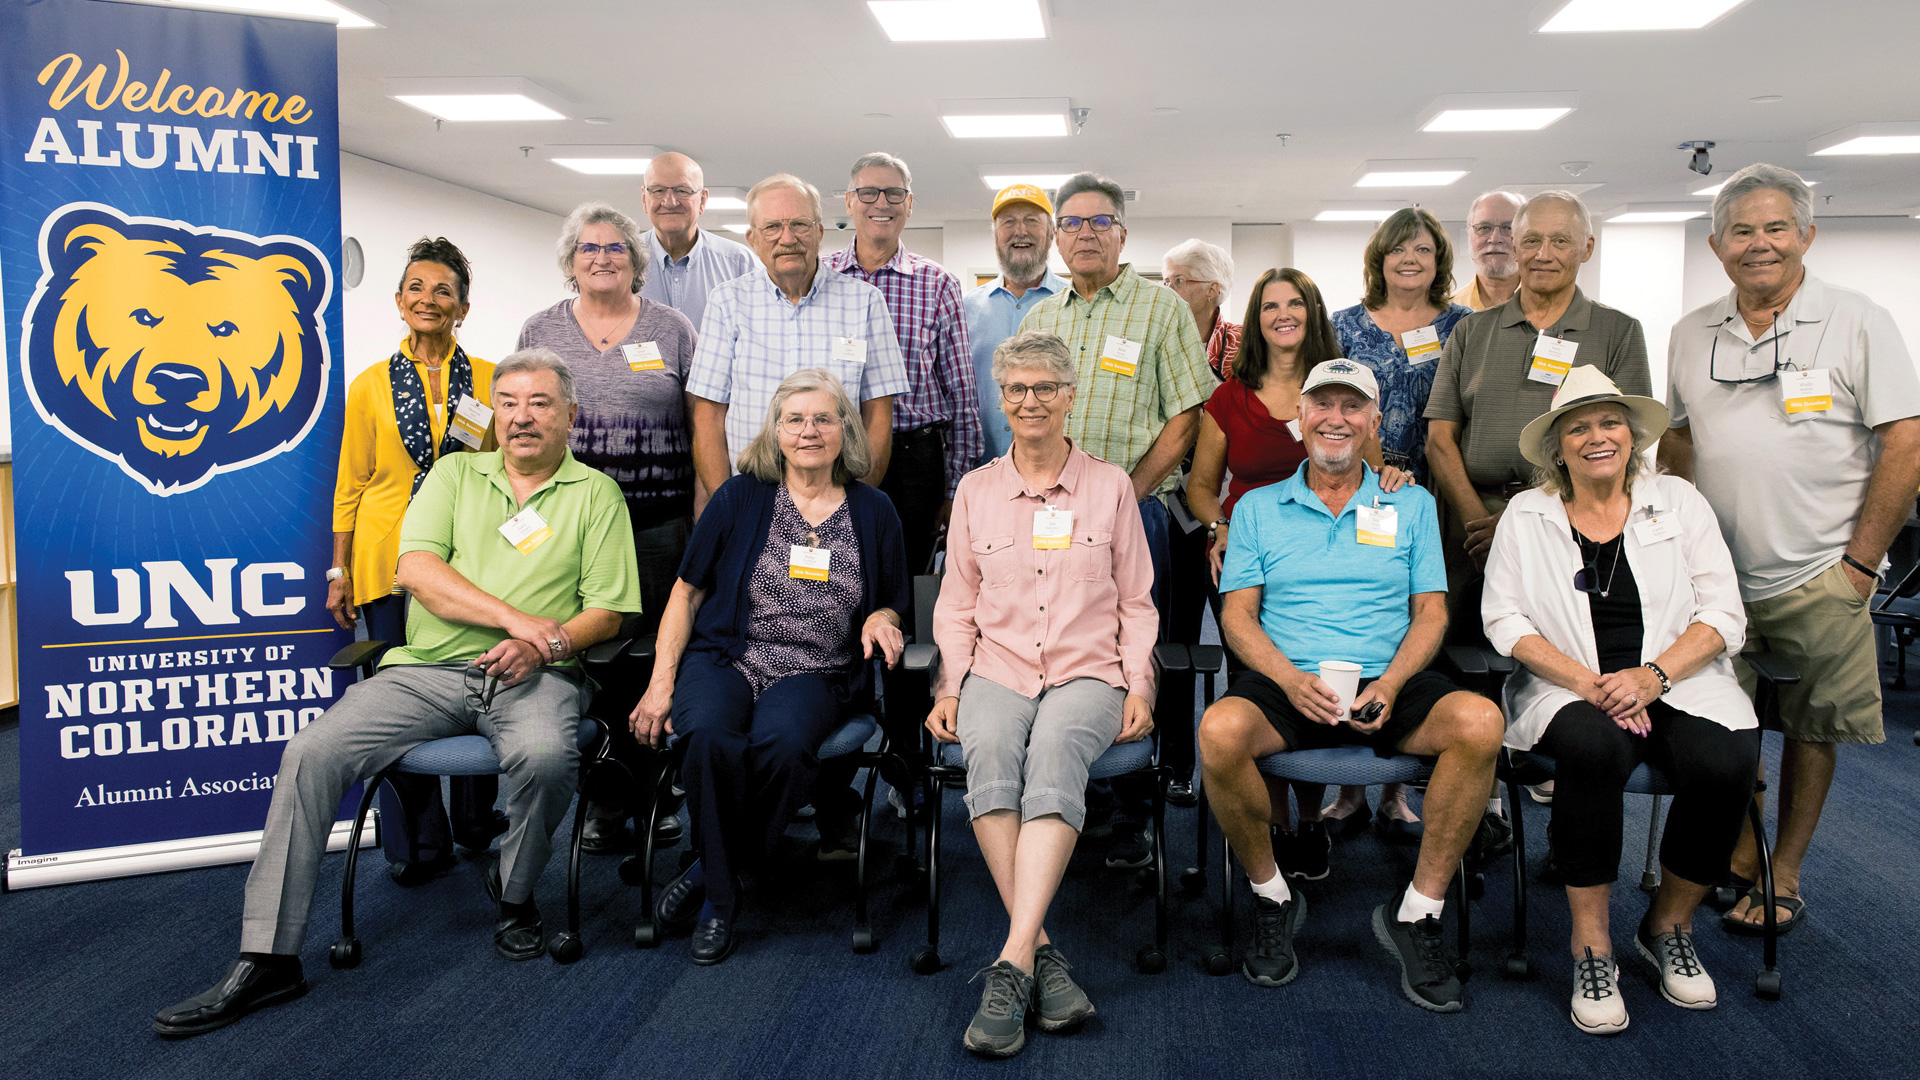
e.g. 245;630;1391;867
1527;334;1578;386
1099;334;1142;377
1781;368;1833;420
623;341;665;371
1286;418;1302;441
1403;325;1441;364
789;544;831;581
1356;501;1398;548
1635;513;1679;545
449;394;493;449
499;506;553;554
1033;506;1073;550
831;337;868;366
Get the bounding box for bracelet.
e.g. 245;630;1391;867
1841;553;1881;581
1207;518;1228;540
1644;661;1671;697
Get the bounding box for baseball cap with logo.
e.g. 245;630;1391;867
1301;358;1378;400
991;183;1054;219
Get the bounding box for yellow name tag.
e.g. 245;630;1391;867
623;341;665;371
1527;334;1578;386
1356;503;1397;548
1781;368;1833;418
789;544;830;581
449;393;492;449
1403;325;1441;363
499;506;553;554
1099;334;1141;377
1033;506;1073;550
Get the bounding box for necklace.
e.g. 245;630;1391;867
577;301;634;347
1575;529;1624;598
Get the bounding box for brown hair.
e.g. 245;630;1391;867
1232;267;1338;390
1362;207;1455;311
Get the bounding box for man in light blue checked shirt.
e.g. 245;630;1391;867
688;173;909;499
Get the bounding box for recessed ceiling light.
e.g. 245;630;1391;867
395;94;563;122
722;224;750;234
1423;107;1572;132
1693;178;1817;197
1315;208;1399;222
135;0;382;27
981;173;1074;190
943;114;1070;138
1606;203;1707;222
867;0;1047;41
1534;0;1751;33
1750;95;1783;104
584;116;614;126
707;197;748;211
1355;171;1466;188
544;145;662;174
551;158;651;175
1809;122;1920;156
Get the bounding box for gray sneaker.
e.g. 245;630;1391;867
963;961;1036;1057
1033;944;1096;1031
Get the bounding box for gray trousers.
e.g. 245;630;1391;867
240;663;588;954
956;674;1124;832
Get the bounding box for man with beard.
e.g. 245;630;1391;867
1452;191;1524;312
1197;359;1502;1010
964;184;1069;460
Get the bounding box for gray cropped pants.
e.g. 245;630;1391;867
955;674;1124;832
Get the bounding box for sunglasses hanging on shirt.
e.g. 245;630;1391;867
1708;309;1797;386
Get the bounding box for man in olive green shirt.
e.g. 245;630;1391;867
156;350;639;1039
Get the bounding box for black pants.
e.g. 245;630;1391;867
1160;499;1211;782
878;423;948;581
362;595;501;864
1532;700;1758;889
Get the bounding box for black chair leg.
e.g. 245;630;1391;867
630;765;674;948
330;773;386;970
1453;859;1472;981
549;789;589;964
1181;778;1208;895
1203;829;1235;976
908;772;945;974
1749;796;1783;999
1503;774;1533;979
1137;769;1169;974
852;758;881;954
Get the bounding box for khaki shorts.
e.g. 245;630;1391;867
1736;560;1884;745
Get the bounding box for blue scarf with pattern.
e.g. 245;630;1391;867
390;342;475;498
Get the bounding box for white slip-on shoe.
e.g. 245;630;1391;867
1570;947;1629;1035
1637;917;1717;1010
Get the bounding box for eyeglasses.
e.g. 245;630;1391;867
1001;381;1063;403
852;186;910;205
756;218;818;241
1164;275;1212;289
780;413;842;434
575;241;628;257
1057;214;1120;234
1471;223;1514;238
1515;234;1576;253
645;185;699;201
465;662;502;713
1709;311;1794;386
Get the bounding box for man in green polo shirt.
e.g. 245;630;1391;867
156;349;639;1038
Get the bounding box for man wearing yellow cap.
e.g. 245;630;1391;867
963;183;1069;460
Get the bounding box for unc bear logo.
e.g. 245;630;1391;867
21;203;332;495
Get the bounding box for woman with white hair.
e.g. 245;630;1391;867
1164;238;1239;379
1482;366;1759;1035
628;369;907;966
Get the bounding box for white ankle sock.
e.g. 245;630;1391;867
1397;884;1445;923
1486;795;1503;816
1249;869;1292;904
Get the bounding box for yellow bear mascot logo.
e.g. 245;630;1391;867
22;203;331;495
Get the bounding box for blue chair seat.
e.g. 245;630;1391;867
394;724;601;776
1256;745;1432;786
818;715;878;759
1510;751;1673;796
937;737;1153;780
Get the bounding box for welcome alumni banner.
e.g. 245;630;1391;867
0;0;356;886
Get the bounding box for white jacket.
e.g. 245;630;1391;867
1482;473;1756;751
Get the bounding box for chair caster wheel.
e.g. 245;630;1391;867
1178;867;1206;896
1136;947;1166;975
1467;872;1485;901
1709;884;1741;911
1453;959;1473;982
328;937;361;969
617;856;647;886
1755;970;1783;999
908;946;943;975
633;923;659;949
852;927;876;954
549;933;583;965
1504;954;1534;980
1203;947;1233;977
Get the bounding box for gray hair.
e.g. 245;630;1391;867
1531;402;1656;500
1468;189;1525;221
990;331;1077;386
1053;171;1125;224
1164;238;1234;295
1515;190;1593;239
557;201;648;293
849;151;912;188
738;368;871;485
1711;163;1815;241
746;173;824;225
494;347;577;405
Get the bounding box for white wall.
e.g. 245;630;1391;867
340;152;566;383
1683;215;1920;357
1596;222;1689;394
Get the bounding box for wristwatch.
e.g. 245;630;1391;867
325;567;346;582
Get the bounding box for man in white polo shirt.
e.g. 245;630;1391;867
1661;162;1920;935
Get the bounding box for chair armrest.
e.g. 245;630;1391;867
583;635;634;667
624;634;658;664
329;639;391;672
1743;651;1800;687
904;643;938;673
1154;643;1192;674
1443;645;1490;677
1187;644;1225;673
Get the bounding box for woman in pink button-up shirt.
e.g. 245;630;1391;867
925;331;1157;1054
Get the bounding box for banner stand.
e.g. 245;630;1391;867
4;810;379;891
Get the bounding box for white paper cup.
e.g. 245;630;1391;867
1318;661;1363;722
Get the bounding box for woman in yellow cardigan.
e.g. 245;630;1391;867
327;236;502;885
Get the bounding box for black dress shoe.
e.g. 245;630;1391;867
1165;779;1198;809
153;958;306;1037
656;865;705;935
579;815;632;855
690;915;735;965
388;853;458;887
494;905;545;961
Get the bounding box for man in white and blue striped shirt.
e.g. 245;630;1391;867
638;152;757;329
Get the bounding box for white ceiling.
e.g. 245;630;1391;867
335;0;1920;226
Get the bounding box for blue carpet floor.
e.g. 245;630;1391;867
2;661;1917;1080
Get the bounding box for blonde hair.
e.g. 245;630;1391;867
737;368;870;485
1531;402;1656;500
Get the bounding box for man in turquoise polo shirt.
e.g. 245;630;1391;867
1196;359;1503;1013
156;349;640;1038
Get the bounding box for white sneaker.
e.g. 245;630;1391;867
1570;948;1628;1035
1526;781;1555;805
1637;918;1717;1009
